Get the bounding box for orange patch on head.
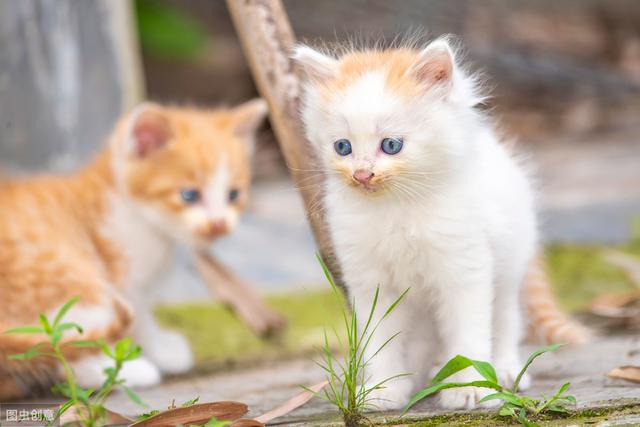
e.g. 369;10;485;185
315;49;426;101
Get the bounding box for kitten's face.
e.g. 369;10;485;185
113;99;267;247
294;40;478;198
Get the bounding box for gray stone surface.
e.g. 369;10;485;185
105;335;640;425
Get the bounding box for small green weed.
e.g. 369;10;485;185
405;344;576;426
312;255;409;427
4;297;147;426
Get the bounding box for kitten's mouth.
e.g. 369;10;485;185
349;179;383;194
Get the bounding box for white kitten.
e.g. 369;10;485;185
293;37;537;410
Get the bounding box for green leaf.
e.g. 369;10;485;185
3;325;44;334
181;396;200;407
499;403;518;417
513;344;564;392
203;416;231;427
71;340;101;348
137;409;160;421
52;297;80;327
51;323;84;346
479;392;523;406
39;314;52;334
9;345;43;360
405;380;502;412
430;355;473;383
470;360;498;384
122;385;148;407
555;382;571;396
135;0;209;61
517;409;539;427
430;355;499;385
547;404;569;413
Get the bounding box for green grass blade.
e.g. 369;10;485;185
513;344;564;393
121;385;148;407
479;392;522;406
52;297;80;328
381;287;410;320
3;326;44;334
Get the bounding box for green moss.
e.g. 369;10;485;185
545;223;640;312
155;290;345;365
380;402;640;426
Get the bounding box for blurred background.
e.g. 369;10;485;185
1;0;639;369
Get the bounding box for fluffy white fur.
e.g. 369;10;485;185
294;38;538;410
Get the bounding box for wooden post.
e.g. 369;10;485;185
226;0;344;288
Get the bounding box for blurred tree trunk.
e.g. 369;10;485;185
0;0;143;173
226;0;344;289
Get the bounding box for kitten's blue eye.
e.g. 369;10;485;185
180;188;201;204
381;137;403;155
334;139;352;156
229;189;240;202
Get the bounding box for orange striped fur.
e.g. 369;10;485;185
525;257;591;344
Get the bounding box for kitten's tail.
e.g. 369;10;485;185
524;257;592;345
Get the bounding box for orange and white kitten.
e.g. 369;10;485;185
0;99;268;398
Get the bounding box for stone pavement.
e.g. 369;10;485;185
105;335;640;425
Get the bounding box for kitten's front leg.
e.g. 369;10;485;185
354;286;414;411
131;298;194;375
433;255;495;410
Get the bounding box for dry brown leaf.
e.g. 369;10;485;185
130;401;248;427
608;366;640;383
255;380;329;423
60;407;133;425
589;289;640;320
603;250;640;287
230;419;265;427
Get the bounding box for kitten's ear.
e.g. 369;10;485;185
126;103;173;158
229;98;269;155
411;38;455;90
292;45;337;82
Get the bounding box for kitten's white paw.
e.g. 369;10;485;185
118;357;162;388
365;380;413;411
142;329;194;375
72;354;161;389
496;360;530;391
439;386;497;410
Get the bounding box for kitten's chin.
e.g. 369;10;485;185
348;182;385;195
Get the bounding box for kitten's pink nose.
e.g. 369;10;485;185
201;219;228;239
210;219;228;235
353;169;374;185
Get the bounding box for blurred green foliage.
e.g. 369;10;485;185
156;290;345;365
134;0;208;61
547;221;640;312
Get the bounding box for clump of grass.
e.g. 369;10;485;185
405;344;576;427
4;297;146;426
312;255;409;427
